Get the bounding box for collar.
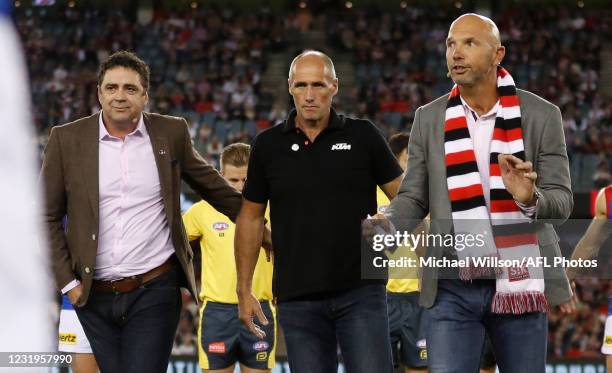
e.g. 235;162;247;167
280;108;345;133
459;96;500;121
99;111;146;140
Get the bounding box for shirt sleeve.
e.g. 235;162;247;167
182;204;204;241
61;279;80;295
243;135;269;204
514;196;538;220
368;122;404;185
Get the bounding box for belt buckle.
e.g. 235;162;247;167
109;278;122;293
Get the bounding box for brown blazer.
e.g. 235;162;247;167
41;112;242;304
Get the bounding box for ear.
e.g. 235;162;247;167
144;90;149;106
494;45;505;66
287;79;292;95
97;85;102;104
331;78;339;97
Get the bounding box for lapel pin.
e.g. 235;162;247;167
159;149;167;156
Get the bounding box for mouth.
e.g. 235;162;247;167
112;107;130;111
452;65;468;74
302;106;318;110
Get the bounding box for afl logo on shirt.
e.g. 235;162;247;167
213;222;229;231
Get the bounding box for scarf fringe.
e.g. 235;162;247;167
491;291;550;314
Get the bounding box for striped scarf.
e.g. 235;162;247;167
443;66;549;314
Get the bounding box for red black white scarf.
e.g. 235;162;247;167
444;66;549;314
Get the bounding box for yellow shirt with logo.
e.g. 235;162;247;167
377;187;420;293
182;201;273;303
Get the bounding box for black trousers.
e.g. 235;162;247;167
75;268;182;373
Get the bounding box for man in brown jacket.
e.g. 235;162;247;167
41;51;243;373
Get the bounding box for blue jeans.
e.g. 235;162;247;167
75;267;182;373
426;279;547;373
277;284;393;373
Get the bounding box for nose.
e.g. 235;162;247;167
114;88;127;101
236;180;245;193
305;86;315;102
451;45;464;60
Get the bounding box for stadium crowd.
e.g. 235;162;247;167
18;5;295;168
329;5;611;193
16;2;612;361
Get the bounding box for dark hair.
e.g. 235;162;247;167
97;50;150;92
388;133;409;158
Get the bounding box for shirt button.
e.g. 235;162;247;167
84;267;91;274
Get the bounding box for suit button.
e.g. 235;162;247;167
84;267;91;274
92;234;96;241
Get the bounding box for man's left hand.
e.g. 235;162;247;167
498;154;537;205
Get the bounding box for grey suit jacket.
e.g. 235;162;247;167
386;89;573;308
41;112;243;304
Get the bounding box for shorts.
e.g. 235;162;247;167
58;302;92;354
198;300;277;370
387;292;428;368
602;297;612;355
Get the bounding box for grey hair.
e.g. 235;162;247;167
288;50;337;82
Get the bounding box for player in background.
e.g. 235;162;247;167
376;133;428;373
182;143;276;373
568;185;612;372
58;294;99;373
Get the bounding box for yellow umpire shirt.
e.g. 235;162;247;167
377;187;420;293
182;201;273;303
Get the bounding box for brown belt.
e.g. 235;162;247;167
92;259;174;293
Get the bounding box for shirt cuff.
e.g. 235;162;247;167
514;197;538;220
61;279;80;294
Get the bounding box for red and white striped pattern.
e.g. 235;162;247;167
443;67;548;314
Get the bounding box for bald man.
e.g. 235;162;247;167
235;50;403;372
384;14;574;373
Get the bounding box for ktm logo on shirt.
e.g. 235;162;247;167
331;143;351;150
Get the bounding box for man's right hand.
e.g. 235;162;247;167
362;216;396;250
67;284;85;307
237;290;268;339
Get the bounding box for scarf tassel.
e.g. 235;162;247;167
491;291;550;314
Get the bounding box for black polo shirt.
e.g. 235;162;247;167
243;109;403;301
